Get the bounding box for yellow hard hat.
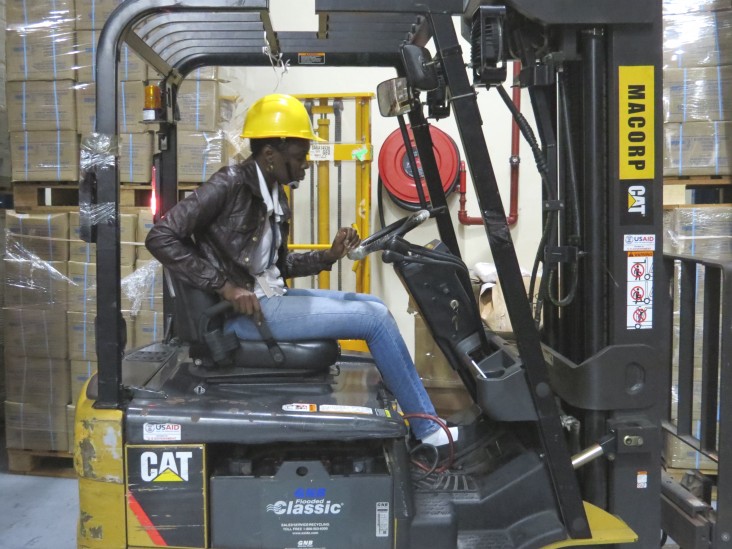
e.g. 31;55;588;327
241;94;326;142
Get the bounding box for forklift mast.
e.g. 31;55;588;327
82;1;669;547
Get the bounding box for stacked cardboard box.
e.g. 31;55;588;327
0;2;9;185
176;73;228;182
0;209;170;453
5;1;79;183
663;4;732;176
3;211;71;451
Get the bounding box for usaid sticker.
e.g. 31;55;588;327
623;234;656;252
143;422;182;441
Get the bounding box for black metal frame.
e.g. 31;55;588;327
661;253;732;548
86;1;677;547
92;0;461;409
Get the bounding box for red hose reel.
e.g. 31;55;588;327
378;124;460;211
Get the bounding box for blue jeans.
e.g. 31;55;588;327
224;288;439;439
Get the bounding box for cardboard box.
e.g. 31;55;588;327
177;131;227;183
663;428;717;471
666;206;732;258
133;310;164;348
178;80;219;131
6;28;77;81
70;360;96;404
119;133;153;183
7;80;77;132
69;211;137;266
75;81;147;135
663;66;732;123
10;131;80;182
4;400;69;452
67;262;134;313
136;209;155;261
663;122;732;177
6;0;76;29
414;313;472;417
186;67;219;81
67;312;96;361
4;259;68;308
5;211;70;261
664;0;731;15
75;0;126;31
75;82;96;135
664;10;732;68
75;30;147;82
4;355;70;404
118;81;147;134
68;311;135;361
129;260;164;313
4;306;68;359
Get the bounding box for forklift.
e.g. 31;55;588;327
75;1;672;548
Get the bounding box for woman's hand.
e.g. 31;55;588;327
217;281;262;318
325;227;361;263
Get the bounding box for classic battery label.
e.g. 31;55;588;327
376;502;390;537
619;66;654;180
627;251;653;330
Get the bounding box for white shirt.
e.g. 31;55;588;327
252;164;286;298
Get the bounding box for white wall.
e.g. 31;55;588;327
224;1;542;355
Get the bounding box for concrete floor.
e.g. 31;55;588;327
0;432;78;549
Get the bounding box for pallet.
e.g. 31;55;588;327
664;175;732;186
11;182;200;212
7;448;76;478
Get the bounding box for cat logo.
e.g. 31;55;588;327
140;451;193;482
628;185;646;216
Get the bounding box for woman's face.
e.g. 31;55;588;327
271;139;311;185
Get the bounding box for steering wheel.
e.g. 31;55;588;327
348;209;431;261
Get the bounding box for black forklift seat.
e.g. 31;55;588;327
167;272;339;373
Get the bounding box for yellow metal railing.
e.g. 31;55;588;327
290;93;373;295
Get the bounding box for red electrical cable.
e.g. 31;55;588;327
403;413;455;472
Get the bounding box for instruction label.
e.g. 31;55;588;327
309;143;333;162
627;251;654;330
319;404;373;415
298;52;326;65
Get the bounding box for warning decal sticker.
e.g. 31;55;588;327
627;251;653;330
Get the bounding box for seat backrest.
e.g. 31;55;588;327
166;270;222;358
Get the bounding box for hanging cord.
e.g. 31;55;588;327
495;84;554;325
262;45;290;92
403;413;455;474
377;176;387;230
547;73;582;307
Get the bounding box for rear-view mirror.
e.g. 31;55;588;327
376;77;413;117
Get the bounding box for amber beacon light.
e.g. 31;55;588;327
143;84;162;121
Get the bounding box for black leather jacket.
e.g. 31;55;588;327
145;156;334;292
